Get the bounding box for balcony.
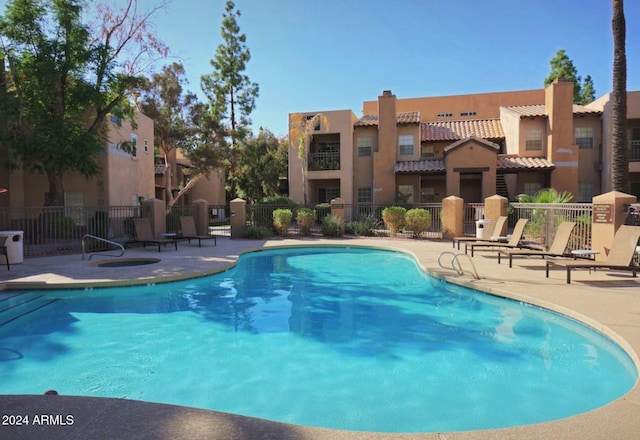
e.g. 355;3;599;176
309;151;340;171
630;140;640;161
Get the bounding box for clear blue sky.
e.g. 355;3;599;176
2;0;639;137
152;0;640;137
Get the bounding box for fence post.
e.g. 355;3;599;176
441;195;463;239
591;191;637;261
230;198;246;238
192;199;209;235
330;198;345;221
484;195;508;222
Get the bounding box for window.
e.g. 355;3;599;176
306;114;320;131
357;137;372;157
318;187;340;204
144;139;149;153
421;187;435;203
64;192;86;226
357;187;372;203
523;182;542;196
110;114;122;126
397;185;414;203
398;135;414;155
575;127;594;149
577;182;594;202
525;128;542;151
421;144;435;158
130;134;138;157
460;111;477;117
436;113;452;118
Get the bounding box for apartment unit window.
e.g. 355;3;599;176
421;144;435;158
110;114;122;126
436;113;452;118
398;135;414;155
577;182;594;202
130;134;138;157
460;111;477;117
357;187;372;203
630;128;640;161
397;184;414;203
64;191;86;226
306;114;320;131
144;139;149;153
523;182;542;196
575;127;594;149
357;137;372;157
525;128;543;151
421;187;435;202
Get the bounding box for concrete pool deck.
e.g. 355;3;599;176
1;235;639;439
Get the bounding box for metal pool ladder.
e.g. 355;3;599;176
82;234;125;260
437;251;480;279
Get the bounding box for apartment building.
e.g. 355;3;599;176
289;80;640;206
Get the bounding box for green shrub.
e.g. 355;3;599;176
296;208;316;235
273;208;293;236
405;208;432;238
257;196;298;207
320;214;345;237
50;216;75;239
349;214;380;236
243;224;272;239
315;203;331;223
382;206;407;235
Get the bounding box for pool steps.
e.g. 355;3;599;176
0;291;59;330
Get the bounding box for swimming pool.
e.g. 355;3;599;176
0;246;636;433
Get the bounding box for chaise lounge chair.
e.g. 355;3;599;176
498;221;576;268
452;216;508;250
465;218;529;257
179;216;217;247
125;218;178;252
546;225;640;284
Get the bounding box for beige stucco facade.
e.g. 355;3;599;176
289;82;640;207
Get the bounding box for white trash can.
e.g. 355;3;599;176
475;220;495;240
0;230;24;264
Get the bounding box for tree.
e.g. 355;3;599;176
234;128;288;203
200;0;259;198
0;0;168;206
611;0;629;192
544;49;596;104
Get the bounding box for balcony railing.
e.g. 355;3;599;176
630;140;640;161
309;151;340;171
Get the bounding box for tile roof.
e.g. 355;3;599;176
394;155;555;173
503;104;602;117
421;119;504;141
355;111;421;126
497;155;555;170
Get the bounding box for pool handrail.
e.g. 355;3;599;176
82;234;125;260
438;251;480;279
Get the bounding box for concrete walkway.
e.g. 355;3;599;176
1;235;639;439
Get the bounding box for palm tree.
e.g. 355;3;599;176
611;0;629;192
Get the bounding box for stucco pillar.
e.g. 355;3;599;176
484;195;508;235
192;199;209;235
331;197;345;220
441;195;464;239
591;191;637;261
230;198;246;238
142;198;166;237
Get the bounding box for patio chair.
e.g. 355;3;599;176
1;236;9;270
179;216;217;247
452;216;508;250
125;218;178;252
498;221;576;268
465;218;529;257
546;225;640;284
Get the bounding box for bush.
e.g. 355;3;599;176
349;214;380;236
257;196;298;207
52;216;76;240
296;208;316;235
273;208;292;236
382;206;407;235
315;203;331;223
320;214;345;237
405;208;432;238
243;224;272;239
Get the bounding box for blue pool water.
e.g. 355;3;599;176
0;247;637;433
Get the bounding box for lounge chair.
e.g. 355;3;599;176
1;236;9;270
465;218;529;257
546;225;640;284
125;218;178;252
452;216;508;250
498;221;576;268
179;216;216;247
